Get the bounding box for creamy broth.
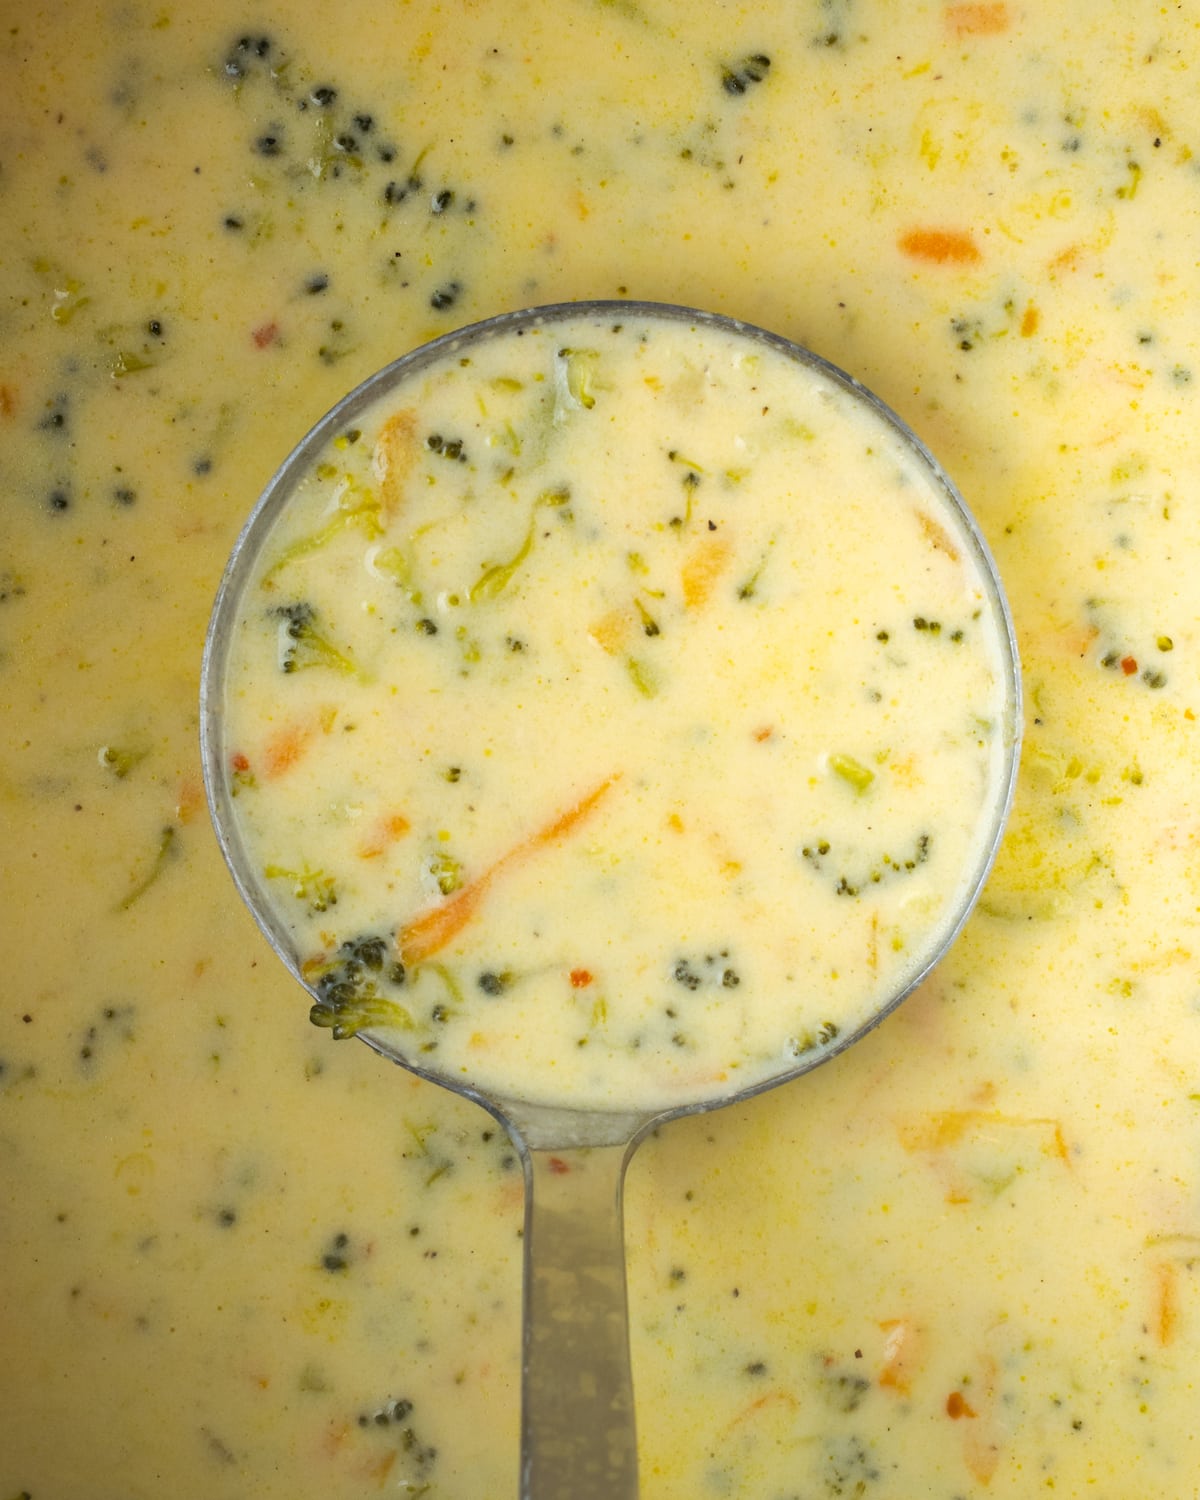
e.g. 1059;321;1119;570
3;1;1200;1497
216;310;1013;1111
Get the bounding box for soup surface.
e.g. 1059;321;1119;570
3;1;1199;1497
216;308;1013;1111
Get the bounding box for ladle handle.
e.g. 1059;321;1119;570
520;1141;639;1499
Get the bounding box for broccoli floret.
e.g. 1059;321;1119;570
306;932;413;1039
272;601;359;675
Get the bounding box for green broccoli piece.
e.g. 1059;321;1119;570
272;601;359;676
306;933;415;1039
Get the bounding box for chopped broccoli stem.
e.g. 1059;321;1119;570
425;851;463;895
371;544;416;593
117;825;178;911
469;486;570;602
99;742;151;779
260;488;382;582
830;752;875;793
264;862;339;914
108;350;155;378
556;345;602;410
625;656;659;698
634;597;661;636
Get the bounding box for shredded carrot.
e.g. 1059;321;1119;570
398;774;621;963
878;1317;922;1394
721;1388;800;1436
588;607;633;655
1049;243;1082;276
1019;303;1040;337
536;775;619;843
897;1108;1067;1153
174;775;204;825
1039;619;1098;659
262;721;316;779
960;1355;1002;1483
945;2;1010;36
898;227;982;266
252;320;281;348
372;407;419;518
357;810;412;859
897;1108;1071;1204
401;879;492;965
917;510;961;561
946;1389;977;1418
681;535;733;608
1155;1260;1179;1346
1137;105;1170;139
569;968;594;988
320;1420;352;1457
364;1451;397;1485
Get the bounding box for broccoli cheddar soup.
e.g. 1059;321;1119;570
213;308;1015;1112
9;0;1200;1495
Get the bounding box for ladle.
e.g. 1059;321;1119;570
200;301;1021;1500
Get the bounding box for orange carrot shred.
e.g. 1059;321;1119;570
681;535;733;608
358;811;412;859
945;2;1010;36
399;774;621;964
398;880;491;966
534;775;618;844
175;775;204;825
878;1317;921;1394
588;607;633;656
917;510;961;561
373;407;419;518
1156;1260;1179;1346
262;722;315;779
898;228;982;266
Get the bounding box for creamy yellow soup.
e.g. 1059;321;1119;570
3;1;1200;1497
215;307;1014;1111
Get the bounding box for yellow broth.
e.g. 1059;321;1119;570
2;1;1199;1496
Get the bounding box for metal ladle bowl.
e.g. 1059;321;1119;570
200;301;1021;1500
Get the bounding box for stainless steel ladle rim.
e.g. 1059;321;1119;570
199;298;1023;1146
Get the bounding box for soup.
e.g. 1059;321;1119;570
3;1;1198;1495
215;307;1014;1112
